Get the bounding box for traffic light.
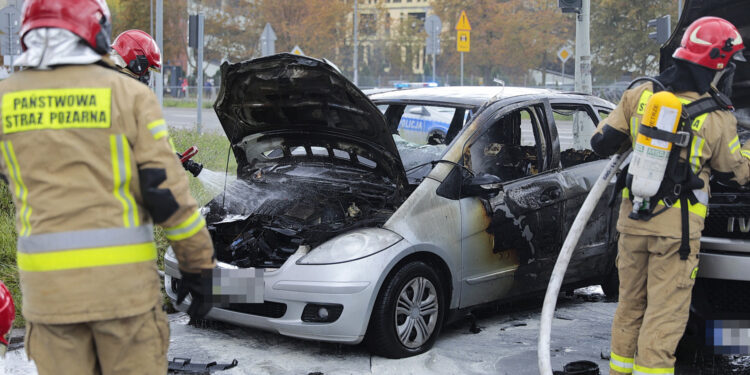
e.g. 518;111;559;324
188;14;199;48
558;0;582;14
648;15;671;45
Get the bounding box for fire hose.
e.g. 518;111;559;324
537;150;631;375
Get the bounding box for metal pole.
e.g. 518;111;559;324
150;0;153;38
678;0;683;18
8;14;13;72
460;52;464;86
561;61;564;85
574;0;591;94
573;0;592;150
432;53;436;83
155;0;163;107
197;13;204;133
353;0;358;86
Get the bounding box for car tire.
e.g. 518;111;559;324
366;261;445;358
601;266;619;299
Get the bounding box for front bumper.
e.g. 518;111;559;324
698;237;750;282
164;241;410;344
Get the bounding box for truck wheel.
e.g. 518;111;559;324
366;261;445;358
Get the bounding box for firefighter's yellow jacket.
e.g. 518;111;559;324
0;63;215;324
593;83;750;239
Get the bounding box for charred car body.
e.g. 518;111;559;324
661;0;750;358
164;54;619;358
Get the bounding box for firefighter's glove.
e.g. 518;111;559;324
176;270;213;321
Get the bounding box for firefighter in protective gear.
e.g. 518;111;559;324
110;29;161;84
0;281;14;358
0;0;215;374
591;16;750;375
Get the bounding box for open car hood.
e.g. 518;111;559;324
214;53;406;185
661;0;750;127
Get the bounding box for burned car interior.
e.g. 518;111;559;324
465;107;546;181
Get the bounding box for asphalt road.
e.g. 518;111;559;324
164;107;223;133
5;287;748;374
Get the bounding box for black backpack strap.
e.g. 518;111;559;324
638;126;691;146
682;97;726;121
679;196;691;260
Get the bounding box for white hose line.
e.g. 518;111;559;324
537;151;631;375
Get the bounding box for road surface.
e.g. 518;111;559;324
5;287;747;374
164;107;223;133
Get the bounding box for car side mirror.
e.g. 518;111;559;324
462;173;502;197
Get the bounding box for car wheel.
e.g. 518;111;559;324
601;266;619;299
366;261;445;358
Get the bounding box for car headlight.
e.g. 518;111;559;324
297;228;402;265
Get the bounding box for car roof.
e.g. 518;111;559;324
369;86;560;107
369;86;616;112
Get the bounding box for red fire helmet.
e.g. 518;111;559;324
673;16;746;70
20;0;112;54
0;281;14;347
112;30;162;76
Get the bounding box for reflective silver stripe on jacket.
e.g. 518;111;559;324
689;135;705;174
17;225;154;254
110;134;139;228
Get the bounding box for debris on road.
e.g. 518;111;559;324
168;357;239;374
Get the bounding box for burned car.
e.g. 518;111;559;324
164;53;619;358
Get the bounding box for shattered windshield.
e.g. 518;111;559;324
394;134;447;184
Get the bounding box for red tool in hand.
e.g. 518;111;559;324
179;146;199;164
177;146;203;177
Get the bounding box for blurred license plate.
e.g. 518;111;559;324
707;320;750;355
212;267;264;304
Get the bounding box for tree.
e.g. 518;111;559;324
199;0;260;64
431;0;571;85
106;0;187;69
591;0;677;81
257;0;350;62
385;13;425;78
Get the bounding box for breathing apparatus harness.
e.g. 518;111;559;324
617;77;733;260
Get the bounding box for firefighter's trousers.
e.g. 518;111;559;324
609;234;700;375
24;302;169;375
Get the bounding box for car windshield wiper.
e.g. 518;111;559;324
404;160;474;176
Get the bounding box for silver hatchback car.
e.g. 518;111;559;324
164;54;619;358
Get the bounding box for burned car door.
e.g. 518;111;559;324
550;102;617;283
458;99;564;307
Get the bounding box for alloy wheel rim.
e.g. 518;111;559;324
394;276;438;349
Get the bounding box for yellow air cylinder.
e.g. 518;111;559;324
628;91;683;213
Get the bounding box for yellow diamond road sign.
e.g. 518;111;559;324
455;10;471;31
557;47;572;63
457;30;470;52
291;45;305;56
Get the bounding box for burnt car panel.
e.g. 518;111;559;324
214;53;407;187
447;97;614;306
